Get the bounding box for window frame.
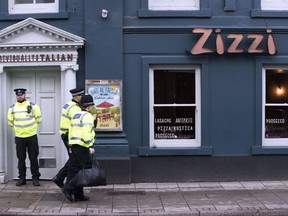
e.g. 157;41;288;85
139;56;211;156
0;0;68;20
262;65;288;147
253;56;288;154
138;0;211;17
9;0;59;14
149;65;201;148
251;0;288;18
148;0;200;11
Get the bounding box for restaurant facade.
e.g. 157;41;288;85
1;0;288;183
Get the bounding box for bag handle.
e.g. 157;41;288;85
91;154;100;167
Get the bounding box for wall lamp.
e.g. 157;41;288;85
101;9;108;19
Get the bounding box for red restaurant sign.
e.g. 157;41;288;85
191;28;276;55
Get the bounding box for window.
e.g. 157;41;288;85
150;66;201;148
251;0;288;17
263;68;288;146
149;0;199;11
138;0;210;17
9;0;58;14
261;0;288;11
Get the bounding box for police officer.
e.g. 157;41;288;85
62;94;95;202
7;88;42;186
52;87;85;188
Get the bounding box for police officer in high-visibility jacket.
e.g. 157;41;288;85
7;88;42;186
61;94;95;202
52;87;84;188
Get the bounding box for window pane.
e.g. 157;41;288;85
154;106;195;139
15;0;33;4
265;106;288;138
149;0;200;10
266;70;288;103
36;0;55;3
154;70;195;104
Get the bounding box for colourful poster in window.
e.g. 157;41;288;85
85;80;122;131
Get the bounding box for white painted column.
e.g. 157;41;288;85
60;65;79;104
59;64;78;165
0;67;7;183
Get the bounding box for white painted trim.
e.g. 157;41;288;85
149;65;201;148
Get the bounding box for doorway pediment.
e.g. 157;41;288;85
0;17;85;49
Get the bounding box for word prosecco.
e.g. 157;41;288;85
191;28;276;55
0;53;73;63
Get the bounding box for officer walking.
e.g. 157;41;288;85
7;88;42;186
61;94;95;202
52;87;85;188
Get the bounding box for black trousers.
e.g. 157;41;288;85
56;134;70;182
15;135;41;180
63;145;91;198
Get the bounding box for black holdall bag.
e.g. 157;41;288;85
74;154;106;187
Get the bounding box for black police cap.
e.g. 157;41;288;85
81;94;95;107
14;88;27;96
70;87;85;96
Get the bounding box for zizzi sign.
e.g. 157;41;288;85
190;28;276;55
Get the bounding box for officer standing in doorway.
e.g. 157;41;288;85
52;87;85;188
7;88;42;186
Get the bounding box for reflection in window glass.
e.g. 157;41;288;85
265;69;288;139
15;0;33;3
153;69;197;142
36;0;55;3
154;70;195;104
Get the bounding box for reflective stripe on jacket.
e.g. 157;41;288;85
59;100;81;135
69;111;95;148
7;100;42;138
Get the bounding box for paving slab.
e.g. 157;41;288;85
1;180;288;215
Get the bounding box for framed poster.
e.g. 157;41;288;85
85;80;122;131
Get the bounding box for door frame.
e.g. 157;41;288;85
0;64;79;182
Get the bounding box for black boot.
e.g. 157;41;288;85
16;179;26;186
52;175;64;188
33;179;40;186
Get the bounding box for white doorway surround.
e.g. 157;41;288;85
0;18;85;182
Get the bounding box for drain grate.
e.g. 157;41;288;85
107;191;146;196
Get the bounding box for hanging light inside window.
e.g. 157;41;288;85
276;85;284;95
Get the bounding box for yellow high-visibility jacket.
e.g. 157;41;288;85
69;111;95;148
59;100;81;135
7;100;42;138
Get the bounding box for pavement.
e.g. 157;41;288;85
2;181;288;216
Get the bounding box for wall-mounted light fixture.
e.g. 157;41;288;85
276;85;284;95
101;9;108;19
